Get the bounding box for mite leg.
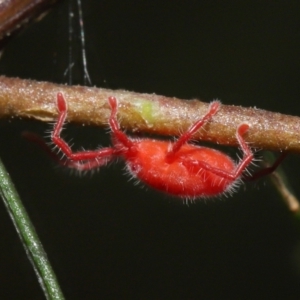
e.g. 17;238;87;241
51;93;116;163
182;123;253;181
166;101;220;160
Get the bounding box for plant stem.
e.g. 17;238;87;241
1;76;300;153
0;0;61;42
0;157;64;300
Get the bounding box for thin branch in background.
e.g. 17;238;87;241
0;0;61;48
0;157;65;299
262;151;300;215
271;172;300;214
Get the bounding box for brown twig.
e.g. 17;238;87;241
0;0;61;42
0;75;300;153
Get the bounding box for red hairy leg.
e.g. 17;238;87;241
108;96;134;150
166;100;220;160
51;93;116;162
23;131;112;170
182;123;253;181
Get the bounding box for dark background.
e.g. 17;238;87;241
0;1;300;299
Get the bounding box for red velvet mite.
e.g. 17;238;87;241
49;92;254;199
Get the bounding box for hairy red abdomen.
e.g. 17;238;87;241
125;140;236;198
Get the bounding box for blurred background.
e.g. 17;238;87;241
0;1;300;299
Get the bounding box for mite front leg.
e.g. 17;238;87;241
51;93;115;164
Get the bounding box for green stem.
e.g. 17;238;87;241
0;158;64;300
